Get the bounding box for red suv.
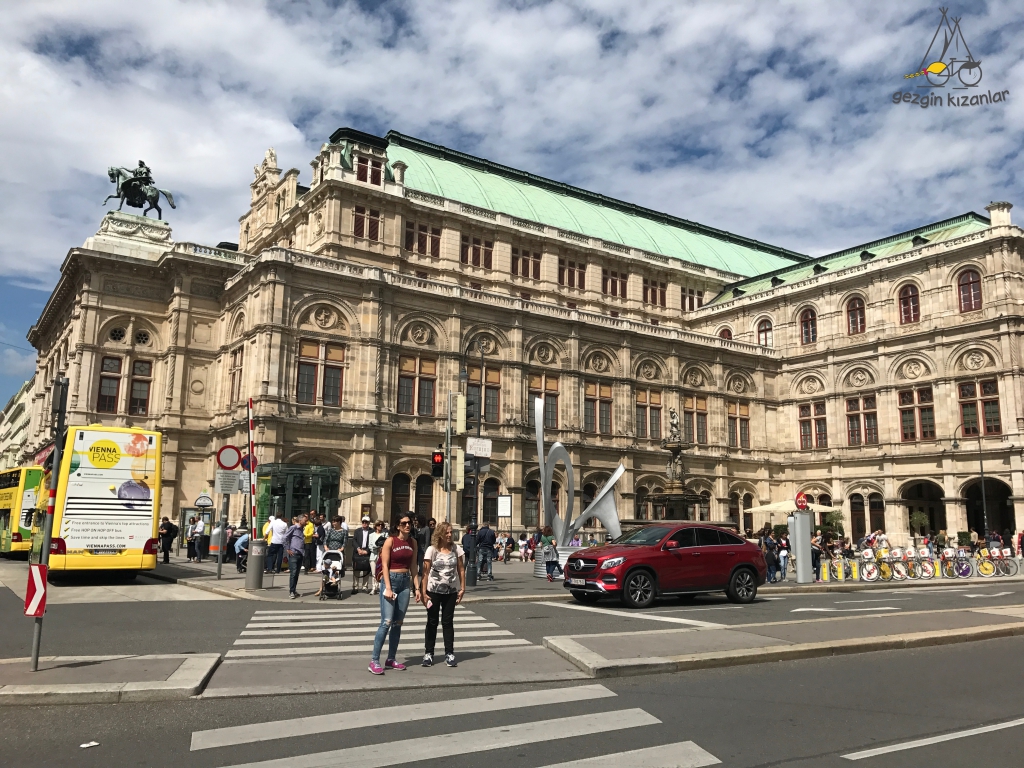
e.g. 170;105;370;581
564;523;766;608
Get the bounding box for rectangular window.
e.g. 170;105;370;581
529;374;559;429
799;419;812;450
97;356;122;413
642;278;667;307
898;386;934;442
356;156;382;185
354;206;381;241
397;375;415;415
404;221;441;257
900;408;917;441
681;395;707;444
461;236;493;269
727;401;750;449
296;363;317;404
322;366;342;406
601;268;628;297
468;365;501;423
635;389;661;439
799;401;826;449
864;411;879;444
557;258;586;289
229;347;244;404
584;382;597;433
417;358;436;415
511;247;541;279
128;380;150;416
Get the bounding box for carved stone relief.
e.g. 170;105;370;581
409;323;433;345
312;306;336;329
685;369;705;388
847;368;873;388
590;353;609;373
535;344;555;364
900;360;925;380
639;361;659;380
798;377;822;395
728;375;746;394
958;350;992;371
187;366;208;408
474;334;497;355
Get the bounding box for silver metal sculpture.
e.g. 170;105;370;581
534;398;623;543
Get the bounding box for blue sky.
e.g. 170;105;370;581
0;0;1022;405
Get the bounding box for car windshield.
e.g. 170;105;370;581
612;526;672;546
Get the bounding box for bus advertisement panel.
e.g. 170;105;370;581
33;426;162;571
0;467;42;554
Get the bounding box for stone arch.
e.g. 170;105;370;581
723;368;756;396
945;340;1000;375
290;296;357;337
680;361;713;390
961;476;1014;535
944;259;987;285
714;324;734;340
838;361;878;390
888;352;934;383
750;312;775;335
632;354;666;383
791;371;827;398
390;456;432;478
462;325;511;360
889;276;925;301
128;317;161;350
229;312;246;342
790;301;820;326
579;343;622;377
98;316;132;346
394;313;447;350
524;336;569;367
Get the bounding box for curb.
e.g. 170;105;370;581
0;654;221;706
762;574;1024;595
543;621;1024;679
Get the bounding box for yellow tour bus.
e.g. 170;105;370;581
31;426;162;573
0;466;44;554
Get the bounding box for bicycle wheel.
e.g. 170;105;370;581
942;561;957;579
906;561;921;580
919;561;935;580
956;559;974;578
1004;558;1019;577
892;562;908;581
829;562;840;581
977;559;995;578
862;563;879;582
879;562;893;581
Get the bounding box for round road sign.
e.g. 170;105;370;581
240;453;257;472
217;445;243;470
795;492;808;511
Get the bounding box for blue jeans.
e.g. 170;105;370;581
767;563;778;582
372;572;411;663
267;543;283;573
288;550;303;594
778;552;789;580
478;548;494;579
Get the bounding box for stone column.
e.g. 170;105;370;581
943;497;967;539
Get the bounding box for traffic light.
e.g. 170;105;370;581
456;394;467;435
454;448;465;490
431;449;445;478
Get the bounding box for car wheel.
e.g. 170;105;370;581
621;570;656;609
571;590;601;604
726;568;757;604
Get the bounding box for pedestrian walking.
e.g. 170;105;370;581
193;516;207;563
541;525;562;581
420;521;466;668
303;515;316;573
777;531;790;581
415;514;431;572
477;521;496;581
158;516;178;564
369;513;420;675
810;528;823;582
352;515;374;593
762;529;779;583
267;514;287;573
369;520;386;595
284;513;307;599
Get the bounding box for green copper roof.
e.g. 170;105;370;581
382;131;807;277
706;212;991;305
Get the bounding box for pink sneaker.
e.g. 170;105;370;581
384;659;407;671
368;661;384;675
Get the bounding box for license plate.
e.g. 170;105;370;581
568;578;585;586
89;549;121;555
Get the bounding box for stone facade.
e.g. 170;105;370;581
20;129;1024;545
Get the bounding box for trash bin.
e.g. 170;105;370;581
246;538;267;590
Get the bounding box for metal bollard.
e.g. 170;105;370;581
246;538;267;590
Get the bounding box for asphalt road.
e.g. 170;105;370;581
4;634;1024;767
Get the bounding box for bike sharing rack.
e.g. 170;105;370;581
788;510;815;584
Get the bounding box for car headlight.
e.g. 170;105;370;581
601;556;625;570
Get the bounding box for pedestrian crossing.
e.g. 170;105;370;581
224;605;532;659
190;683;720;768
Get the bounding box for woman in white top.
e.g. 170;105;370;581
368;520;386;595
419;521;466;668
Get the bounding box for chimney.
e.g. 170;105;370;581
985;201;1013;227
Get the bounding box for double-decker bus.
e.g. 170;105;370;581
31;426;162;573
0;466;43;554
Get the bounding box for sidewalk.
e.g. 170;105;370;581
0;653;220;705
150;554;569;603
544;604;1024;678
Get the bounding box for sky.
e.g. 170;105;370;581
0;0;1021;405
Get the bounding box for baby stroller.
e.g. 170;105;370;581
236;549;247;573
319;550;345;600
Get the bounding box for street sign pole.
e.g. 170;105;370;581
216;493;229;580
465;343;484;587
31;374;67;672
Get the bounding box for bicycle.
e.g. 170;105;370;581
997;548;1019;577
888;548;909;581
912;547;936;580
876;547;895;582
829;553;852;581
860;547;880;582
975;547;998;578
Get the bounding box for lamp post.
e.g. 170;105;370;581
951;422;988;539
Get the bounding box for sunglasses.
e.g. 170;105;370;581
399;520;412;526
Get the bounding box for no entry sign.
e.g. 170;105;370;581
217;445;242;470
24;564;47;617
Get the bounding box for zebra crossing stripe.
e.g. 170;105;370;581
244;617;489;629
537;742;720;767
239;623;503;637
225;638;531;658
250;608;481;617
214;708;659;767
234;630;514;645
191;683;616;750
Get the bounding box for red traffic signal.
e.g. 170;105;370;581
431;450;445;478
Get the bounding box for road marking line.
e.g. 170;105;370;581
534;601;725;628
538;741;720;768
842;716;1024;760
761;597;786;600
964;592;1014;598
224;638;532;658
240;622;502;636
191;683;617;750
790;607;901;613
234;630;515;645
244;617;489;629
216;708;659;768
835;598;912;604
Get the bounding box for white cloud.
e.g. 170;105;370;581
0;0;1021;289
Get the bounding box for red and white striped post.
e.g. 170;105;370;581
247;397;256;526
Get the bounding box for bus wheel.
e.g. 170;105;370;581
115;570;139;582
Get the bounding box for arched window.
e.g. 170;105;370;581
819;493;832;507
958;270;982;312
800;309;817;344
523;480;541;529
699;490;711;521
899;285;920;324
869;493;885;532
850;493;866;542
582;483;597;511
482;478;499;525
757;320;773;347
847;297;866;335
651;486;665;520
391;474;411;516
550;482;560;516
729;492;740;522
414;474;433;519
804;495;815;505
635;487;649;520
718;328;733;340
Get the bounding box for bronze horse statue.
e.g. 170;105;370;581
103;167;176;220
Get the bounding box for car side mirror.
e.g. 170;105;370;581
664;540;681;550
